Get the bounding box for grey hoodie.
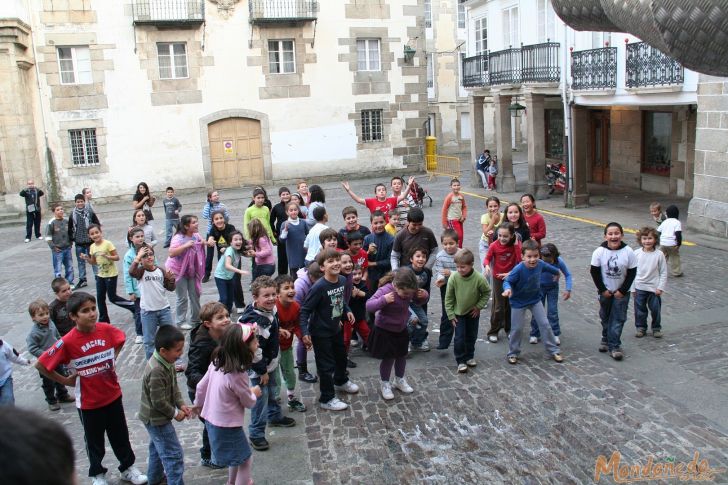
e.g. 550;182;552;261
26;321;61;358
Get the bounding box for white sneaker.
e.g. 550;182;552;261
91;474;109;485
319;397;348;411
488;335;498;343
180;323;193;330
350;339;359;347
418;341;431;352
465;359;477;367
24;238;30;243
334;380;359;394
120;466;147;484
555;336;561;345
134;335;143;344
457;363;468;373
380;381;394;400
392;377;414;393
529;336;538;344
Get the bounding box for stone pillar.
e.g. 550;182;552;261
570;105;590;208
469;95;485;188
688;75;728;238
494;94;516;192
525;93;549;198
0;18;43;209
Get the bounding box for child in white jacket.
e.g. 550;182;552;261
632;227;667;338
0;339;32;406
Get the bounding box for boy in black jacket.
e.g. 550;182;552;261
239;276;295;451
184;302;229;469
299;249;360;412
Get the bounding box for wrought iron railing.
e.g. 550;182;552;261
132;0;204;24
249;0;317;22
462;43;561;87
626;42;683;88
522;42;560;82
489;46;522;85
462;53;489;87
571;47;617;90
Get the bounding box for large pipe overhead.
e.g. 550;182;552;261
551;0;728;76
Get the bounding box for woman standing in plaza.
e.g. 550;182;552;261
166;215;206;330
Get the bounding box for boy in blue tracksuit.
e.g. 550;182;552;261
529;243;572;345
503;240;564;364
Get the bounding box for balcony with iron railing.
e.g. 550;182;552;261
462;53;489;87
249;0;317;23
462;42;560;87
570;47;617;90
132;0;204;25
626;41;683;88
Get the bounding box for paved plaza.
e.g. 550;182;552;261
2;164;728;484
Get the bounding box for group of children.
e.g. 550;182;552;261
0;176;689;485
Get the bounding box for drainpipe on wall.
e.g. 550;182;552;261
561;22;575;208
25;0;59;203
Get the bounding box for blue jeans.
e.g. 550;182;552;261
0;377;15;406
248;370;284;440
52;247;74;283
141;307;174;359
133;298;142;336
599;293;631;351
408;304;429;347
144;421;185;485
165;219;179;248
453;314;480;364
634;289;661;331
530;286;560;338
214;277;235;313
75;244;97;282
252;263;275;281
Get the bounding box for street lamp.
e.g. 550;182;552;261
508;100;526;118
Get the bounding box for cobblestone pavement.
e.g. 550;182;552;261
2;166;728;484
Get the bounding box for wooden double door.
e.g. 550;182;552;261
208;117;263;188
589;111;610;185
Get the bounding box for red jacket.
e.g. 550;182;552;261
523;211;546;243
484;240;522;279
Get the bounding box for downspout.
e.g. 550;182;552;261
561;22;574;208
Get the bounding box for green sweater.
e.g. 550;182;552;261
138;352;184;426
243;205;276;244
444;269;491;320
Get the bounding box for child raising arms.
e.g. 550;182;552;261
194;323;263;485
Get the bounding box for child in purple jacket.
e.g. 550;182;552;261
366;268;428;401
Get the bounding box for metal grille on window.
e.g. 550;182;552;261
361;110;383;142
70;129;99;166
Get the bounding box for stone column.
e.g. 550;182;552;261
0;18;43;209
494;94;516;192
525;93;549;198
688;74;728;238
570;105;590;207
469;95;485;188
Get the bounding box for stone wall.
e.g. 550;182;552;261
688;75;728;237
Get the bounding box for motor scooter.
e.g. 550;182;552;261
545;162;566;194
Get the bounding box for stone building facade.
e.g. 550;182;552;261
0;0;429;209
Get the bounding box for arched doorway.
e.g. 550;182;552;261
207;117;264;188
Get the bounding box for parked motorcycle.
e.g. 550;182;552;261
545;162;566;194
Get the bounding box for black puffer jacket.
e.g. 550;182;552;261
185;324;218;392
